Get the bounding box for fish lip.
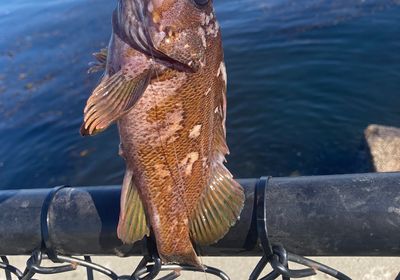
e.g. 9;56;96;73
113;1;195;73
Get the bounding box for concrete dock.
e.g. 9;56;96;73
5;256;400;279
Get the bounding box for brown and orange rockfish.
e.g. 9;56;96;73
81;0;244;267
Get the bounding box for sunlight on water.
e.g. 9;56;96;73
0;0;399;188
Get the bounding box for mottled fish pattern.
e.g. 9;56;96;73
81;0;244;267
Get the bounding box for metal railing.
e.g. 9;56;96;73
0;172;399;279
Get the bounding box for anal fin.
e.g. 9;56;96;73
117;169;149;244
189;165;245;246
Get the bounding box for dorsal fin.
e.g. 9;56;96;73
88;48;108;74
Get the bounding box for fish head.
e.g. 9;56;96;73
147;0;217;70
114;0;219;72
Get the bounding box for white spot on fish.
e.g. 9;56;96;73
154;214;160;227
154;163;169;179
205;22;219;37
199;57;206;67
144;104;184;147
198;27;207;48
189;124;202;139
153;31;166;48
118;143;124;158
202;157;208;168
180;152;199;176
214;21;220;35
205;87;211;96
151;0;163;9
217;61;227;86
205;14;211;25
200;11;219;39
200;13;207;25
129;71;187;147
221;89;227;135
201;12;215;26
163;108;184;143
147;1;154;12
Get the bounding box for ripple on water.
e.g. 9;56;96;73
0;0;399;188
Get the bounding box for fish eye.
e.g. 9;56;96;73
193;0;209;7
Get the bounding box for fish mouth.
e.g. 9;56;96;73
113;0;194;73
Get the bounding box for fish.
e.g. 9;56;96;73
81;0;244;267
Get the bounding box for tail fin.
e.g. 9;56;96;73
117;169;150;244
159;248;203;268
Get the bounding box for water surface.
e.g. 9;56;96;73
0;0;399;189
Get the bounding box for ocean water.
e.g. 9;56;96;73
0;0;399;189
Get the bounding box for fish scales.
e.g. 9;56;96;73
81;0;244;267
119;39;222;261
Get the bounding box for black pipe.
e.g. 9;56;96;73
0;172;399;257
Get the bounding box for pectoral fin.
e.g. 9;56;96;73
189;165;245;246
117;169;149;244
80;69;152;136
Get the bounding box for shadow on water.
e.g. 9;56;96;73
0;0;399;189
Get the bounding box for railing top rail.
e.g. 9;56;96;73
0;172;399;257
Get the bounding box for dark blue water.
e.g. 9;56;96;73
1;0;399;189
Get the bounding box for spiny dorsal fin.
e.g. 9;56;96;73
189;164;245;246
88;48;108;74
117;169;150;244
80;68;152;136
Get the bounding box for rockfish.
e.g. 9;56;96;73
81;0;244;267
